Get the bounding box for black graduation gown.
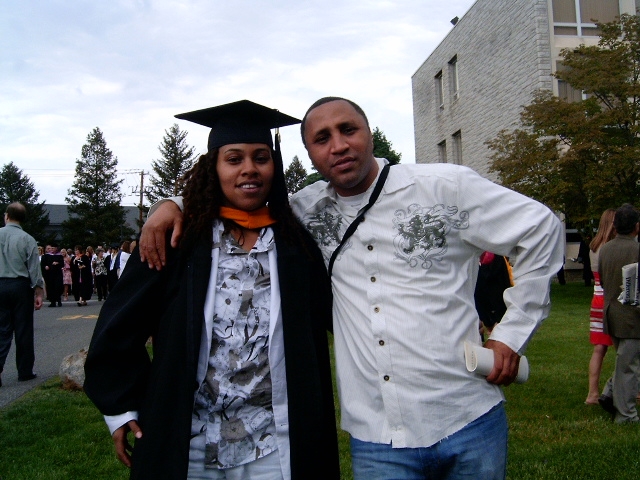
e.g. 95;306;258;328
41;253;64;302
84;225;340;479
71;254;93;300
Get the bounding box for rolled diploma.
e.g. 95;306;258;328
464;341;529;384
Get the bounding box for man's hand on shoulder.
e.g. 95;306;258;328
484;339;520;386
139;201;184;270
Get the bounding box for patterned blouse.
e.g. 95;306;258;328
93;256;107;276
192;227;276;470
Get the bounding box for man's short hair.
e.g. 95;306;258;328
5;202;26;223
300;96;370;146
613;203;640;235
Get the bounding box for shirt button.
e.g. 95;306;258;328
383;375;390;381
367;245;373;251
379;340;385;346
370;277;376;282
374;307;380;313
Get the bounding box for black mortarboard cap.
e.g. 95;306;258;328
175;100;300;152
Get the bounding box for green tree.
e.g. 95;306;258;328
284;156;308;195
0;162;50;243
62;127;134;247
147;124;196;205
302;170;326;188
486;14;640;231
372;127;402;165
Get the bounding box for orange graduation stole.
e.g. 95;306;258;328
218;206;276;229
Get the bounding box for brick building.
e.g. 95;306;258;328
411;0;638;178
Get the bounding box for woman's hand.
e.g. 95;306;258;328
112;420;143;468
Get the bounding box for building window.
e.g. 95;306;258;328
434;71;444;110
557;80;584;102
449;56;459;101
437;140;447;163
556;62;589;102
552;0;619;36
452;131;462;165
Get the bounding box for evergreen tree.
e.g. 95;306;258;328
147;124;196;205
302;171;326;188
62;127;134;247
0;161;49;243
372;127;402;165
487;14;640;230
284;156;308;195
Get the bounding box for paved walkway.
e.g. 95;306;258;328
0;298;101;408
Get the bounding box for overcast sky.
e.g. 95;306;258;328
1;0;476;205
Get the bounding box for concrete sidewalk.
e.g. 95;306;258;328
0;298;101;408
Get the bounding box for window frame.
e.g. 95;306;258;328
434;70;444;110
448;55;459;102
452;130;462;165
437;140;447;163
552;0;620;37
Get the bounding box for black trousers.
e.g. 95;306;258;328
95;274;108;300
0;277;35;377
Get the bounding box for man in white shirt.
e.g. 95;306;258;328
140;97;563;479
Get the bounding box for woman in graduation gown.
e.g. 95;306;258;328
84;101;340;480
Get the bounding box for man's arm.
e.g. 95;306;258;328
139;198;184;270
453;167;564;384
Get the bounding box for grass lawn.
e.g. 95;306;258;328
1;283;639;479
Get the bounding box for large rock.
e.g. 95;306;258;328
59;347;88;391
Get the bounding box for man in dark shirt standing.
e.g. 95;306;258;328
41;243;64;307
0;202;44;386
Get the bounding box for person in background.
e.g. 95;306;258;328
86;246;96;295
140;96;563;479
578;236;593;287
585;209;616;405
598;204;640;423
71;245;92;306
84;100;339;479
0;202;44;386
105;243;120;292
60;247;72;301
474;252;513;341
117;240;131;278
41;243;63;307
92;247;108;301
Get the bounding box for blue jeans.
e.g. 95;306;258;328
350;402;507;480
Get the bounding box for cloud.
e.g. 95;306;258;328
1;0;476;203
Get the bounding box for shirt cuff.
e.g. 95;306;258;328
148;196;184;217
104;411;138;435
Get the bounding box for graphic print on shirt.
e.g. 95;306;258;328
393;203;469;269
302;208;350;260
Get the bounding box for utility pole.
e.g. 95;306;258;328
138;170;145;226
122;169;149;233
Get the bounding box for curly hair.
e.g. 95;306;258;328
181;146;309;252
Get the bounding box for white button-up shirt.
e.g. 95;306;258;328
291;158;564;448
